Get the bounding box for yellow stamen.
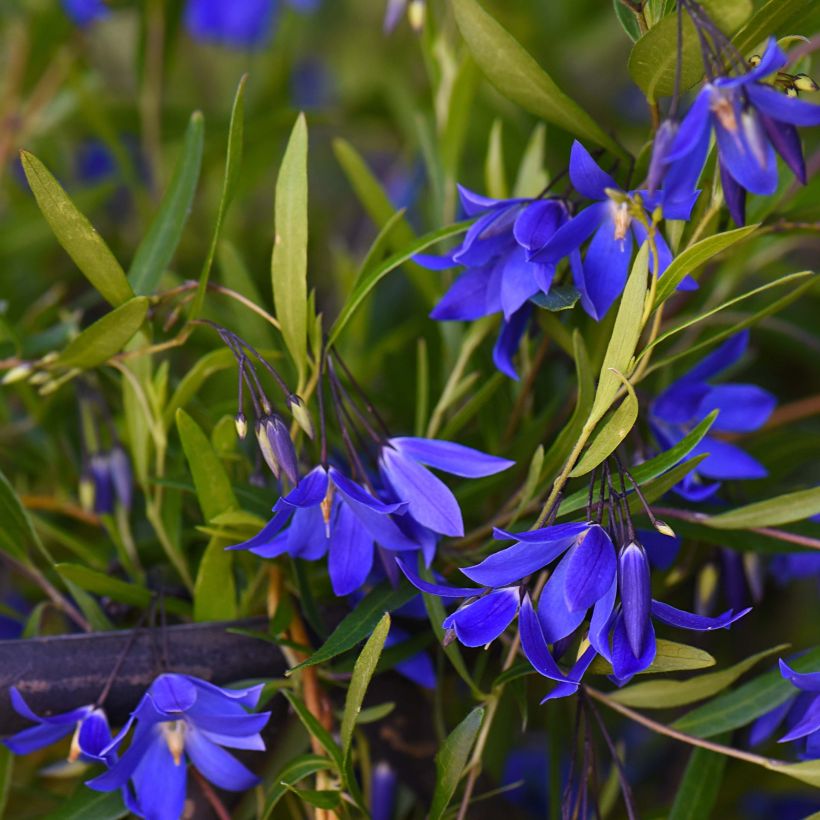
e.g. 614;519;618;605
161;721;186;766
321;485;334;538
67;723;83;763
711;94;738;133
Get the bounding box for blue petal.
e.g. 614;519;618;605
3;723;75;755
187;678;265;709
149;675;198;715
185;728;260;791
443;588;519;647
518;593;566;679
749;698;794;746
429;266;493;321
329;503;374;596
87;723;160;792
501;246;539;319
667;88;712;162
540;646;599;702
639;529;681;571
395;556;481;597
390;437;514;478
278;465;329;509
569;141;618;200
530;203;605;265
715;106;778;195
287;504;330;560
184;0;278;49
380;447;463;537
652;380;710;425
492;522;590;543
779;659;820;694
684;331;749;382
536;552;587;643
186;710;271;739
747;85;820;127
226;509;291;553
650;600;751;630
779;696;820;743
698;384;776;432
513;199;568;252
493;306;531;380
9;688;90;726
329;468;405;515
589;577;617;661
462;526;585;587
618;542;652;658
729;38;788;85
77;710;112;759
761;115;806;183
579;218;633;320
457;184;516;216
129;730;187;820
414;251;457;271
562;525;616;612
691;437;768;480
720;159;747;226
611;614;656;682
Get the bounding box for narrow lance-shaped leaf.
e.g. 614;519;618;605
272;113;309;384
341;613;391;759
588;640;715;675
668;742;728;820
20;151;133;307
55;297;149;370
190;75;247;320
703;487;820;530
0;465;44;563
452;0;626;158
129;111;205;294
429;706;485;820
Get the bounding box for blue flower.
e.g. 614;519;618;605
62;0;109;27
416;186;571;378
663;39;820;225
3;688;112;762
650;331;776;502
749;659;820;760
87;674;270;819
530;141;698;320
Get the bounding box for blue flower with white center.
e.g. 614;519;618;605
87;674;270;820
749;659;820;760
230;438;512;596
3;688;112;762
650;330;776;502
530;141;699;321
416;186;572;379
662;38;820;226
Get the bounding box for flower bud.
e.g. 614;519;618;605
255;420;280;479
1;363;32;384
235;412;248;440
408;0;425;31
646;119;678;193
794;73;819;93
288;395;314;440
79;471;95;513
618;540;651;658
653;519;676;538
256;415;299;484
109;446;133;511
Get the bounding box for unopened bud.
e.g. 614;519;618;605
2;363;32;384
255;420;280;479
109;446;133;511
79;473;95;513
442;628;457;648
646;119;678;194
268;415;299;485
408;0;425;31
288;395;314;440
28;371;51;386
794;73;819;93
653;519;676;538
235;412;248;440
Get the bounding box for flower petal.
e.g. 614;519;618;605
443;588;519;647
390;437;514;478
779;659;820;693
129;731;188;820
778;696;820;743
747;83;820;127
530;203;605;264
579;219;633;320
749;698;794;746
618;542;652;658
684;331;749;382
698;384;776;432
690;437;768;480
569;141;618;200
329;503;374;596
501;246;539;319
186;728;261;791
536;551;588;643
650;600;751;630
429;266;493;321
278;465;329;509
3;723;75;755
667;88;712;162
513;199;568;252
611;614;656;682
149;674;198;715
519;593;566;679
562;525;616;613
493;306;531;380
715;108;778;196
395;556;481;597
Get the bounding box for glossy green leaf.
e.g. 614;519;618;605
610;644;787;709
703;487;820;530
531;284;581;312
272;113;309;382
429;706;485;820
589;639;715;675
190;75;247;320
571;370;638;477
129;111;205;294
290;581;416;671
341;612;390;759
45;788;129;820
282;786;340;810
613;0;641;41
163;347;236;428
55;297;148;370
733;0;820;55
590;243;649;425
668;743;728;820
20;151;133;307
654;225;759;306
176;409;237;621
261;754;332;819
327;221;469;345
673;647;820;738
628;0;752;101
0;465;42;562
453;0;625;157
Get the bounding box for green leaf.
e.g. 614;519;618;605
282;786;340;810
129;111;205;294
673;647;820;738
484;119;508;200
0;464;43;562
176;409;237;621
327;221;469;345
513;123;548;198
55;297;148;370
765;759;820;789
609;644;788;709
341;612;390;759
654;225;759;307
0;746;12;819
290;581;416;671
163;347;236;428
452;0;626;157
590;243;649;425
558;411;717;517
571;370;638;477
733;0;820;55
702;487;820;530
190;75;247;320
281;690;344;771
44;788;128;820
628;0;753;102
588;639;715;676
613;0;642;42
668;743;728;820
272;113;309;382
20;151;133;307
531;284;581;312
261;754;332;819
429;706;485;820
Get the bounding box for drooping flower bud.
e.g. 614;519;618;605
255;420;280;479
109;446;133;511
407;0;425;31
79;470;95;513
235;411;248;440
256;415;299;484
1;363;32;385
653;519;676;538
618;540;651;658
89;454;115;515
288;395;314;440
646;119;678;193
793;73;819;93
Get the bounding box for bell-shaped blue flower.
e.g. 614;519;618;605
87;674;270;819
3;688;112;762
663;39;820;225
530;142;698;320
651;330;776;501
